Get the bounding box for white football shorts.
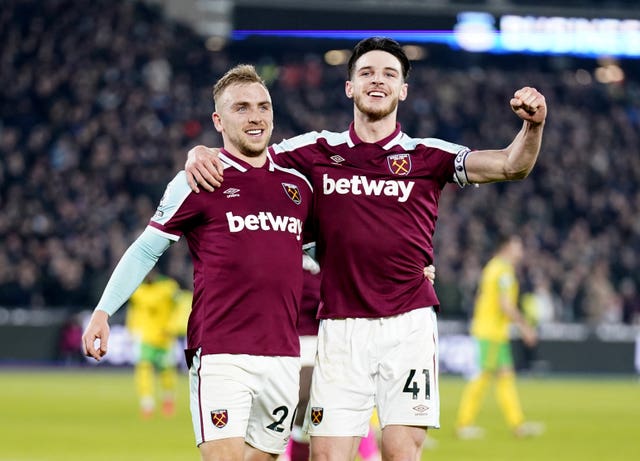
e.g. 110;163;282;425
189;351;300;454
299;335;318;367
307;307;440;436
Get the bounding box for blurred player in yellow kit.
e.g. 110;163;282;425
126;269;191;419
455;234;544;439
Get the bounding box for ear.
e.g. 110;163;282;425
398;83;408;102
212;112;223;133
345;80;354;99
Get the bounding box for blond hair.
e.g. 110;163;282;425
213;64;267;108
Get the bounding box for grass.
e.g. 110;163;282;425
0;368;637;461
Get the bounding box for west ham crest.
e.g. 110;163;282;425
310;407;324;426
387;153;412;176
211;409;229;428
282;183;302;204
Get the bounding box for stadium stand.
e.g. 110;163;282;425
1;0;640;329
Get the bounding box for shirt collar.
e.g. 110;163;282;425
347;122;404;150
219;149;273;172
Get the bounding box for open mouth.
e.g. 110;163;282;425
367;91;386;98
245;129;264;137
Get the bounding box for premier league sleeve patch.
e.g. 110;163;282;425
282;183;302;204
387;153;412;176
211;409;229;428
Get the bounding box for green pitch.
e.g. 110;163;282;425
0;368;637;461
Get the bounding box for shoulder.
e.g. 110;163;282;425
272;129;347;152
488;259;515;281
398;134;469;156
153;171;199;220
484;258;505;276
164;171;193;197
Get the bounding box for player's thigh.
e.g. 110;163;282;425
245;443;279;461
311;435;361;461
380;425;425;461
199;437;245;461
376;307;440;429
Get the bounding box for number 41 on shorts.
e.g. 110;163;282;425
403;369;430;400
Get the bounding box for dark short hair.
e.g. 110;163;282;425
347;37;411;80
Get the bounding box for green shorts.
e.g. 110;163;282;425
477;339;513;372
139;343;174;370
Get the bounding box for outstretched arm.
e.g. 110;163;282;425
465;86;547;184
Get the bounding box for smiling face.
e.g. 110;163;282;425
345;50;408;122
212;81;273;158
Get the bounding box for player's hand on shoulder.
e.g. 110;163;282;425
185;145;224;193
510;87;547;125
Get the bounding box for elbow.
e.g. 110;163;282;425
504;166;532;181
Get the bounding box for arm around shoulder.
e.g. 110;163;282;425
185;145;224;192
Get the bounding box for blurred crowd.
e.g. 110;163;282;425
1;0;640;326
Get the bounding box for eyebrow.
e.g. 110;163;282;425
357;65;400;74
231;100;272;107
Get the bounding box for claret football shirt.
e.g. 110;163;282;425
270;123;471;319
148;150;313;357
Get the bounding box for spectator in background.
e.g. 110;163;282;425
521;271;560;326
620;277;640;325
455;234;543;439
582;259;622;326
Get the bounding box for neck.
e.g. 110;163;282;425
224;148;267;168
352;109;398;143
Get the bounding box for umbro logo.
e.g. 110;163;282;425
413;404;429;414
223;188;240;198
330;155;345;164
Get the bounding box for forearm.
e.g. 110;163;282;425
95;228;172;316
503;120;544;180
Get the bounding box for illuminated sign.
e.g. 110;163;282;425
496;14;640;57
231;12;640;58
